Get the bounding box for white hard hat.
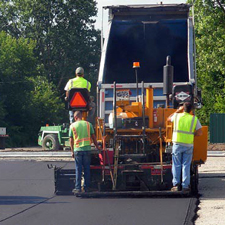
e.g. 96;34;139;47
75;67;84;75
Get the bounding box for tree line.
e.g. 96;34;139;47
0;0;100;146
192;0;225;124
0;0;224;147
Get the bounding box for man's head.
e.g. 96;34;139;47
183;102;193;113
75;67;84;77
74;111;82;121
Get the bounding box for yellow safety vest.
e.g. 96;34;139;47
172;112;197;145
69;77;91;92
70;121;92;148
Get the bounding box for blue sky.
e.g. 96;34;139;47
95;0;187;30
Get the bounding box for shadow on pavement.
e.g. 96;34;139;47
0;196;50;205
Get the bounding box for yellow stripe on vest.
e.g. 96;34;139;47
72;127;80;148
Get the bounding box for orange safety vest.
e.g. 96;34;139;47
71;121;91;148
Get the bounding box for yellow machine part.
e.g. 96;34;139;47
124;102;142;117
153;108;176;128
95;86;208;165
193;126;208;163
82;111;88;121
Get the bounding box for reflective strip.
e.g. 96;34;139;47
87;81;89;89
174;113;178;131
189;116;196;132
72;127;78;139
86;122;90;139
173;142;194;147
173;130;194;135
70;79;73;89
72;127;79;147
76;137;91;143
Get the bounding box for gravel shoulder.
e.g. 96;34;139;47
196;157;225;225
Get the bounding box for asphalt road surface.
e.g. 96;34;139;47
0;161;197;225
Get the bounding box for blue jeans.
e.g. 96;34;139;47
69;102;96;124
87;102;96;125
74;151;91;191
172;144;193;189
69;111;74;124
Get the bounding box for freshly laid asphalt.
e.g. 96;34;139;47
0;161;197;225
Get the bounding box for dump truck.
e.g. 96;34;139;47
53;4;208;197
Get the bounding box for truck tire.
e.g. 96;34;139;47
190;164;199;195
42;134;60;151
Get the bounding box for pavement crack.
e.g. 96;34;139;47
0;195;56;223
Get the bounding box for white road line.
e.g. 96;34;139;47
0;151;224;157
0;152;71;157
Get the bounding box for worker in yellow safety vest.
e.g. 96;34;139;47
167;102;202;193
69;111;101;194
64;67;95;124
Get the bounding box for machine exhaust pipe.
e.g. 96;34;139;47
163;56;174;108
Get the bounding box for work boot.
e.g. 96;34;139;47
182;188;191;194
171;186;179;192
84;188;91;193
72;189;81;194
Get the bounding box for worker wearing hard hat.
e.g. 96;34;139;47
167;102;202;193
64;67;95;124
69;111;101;194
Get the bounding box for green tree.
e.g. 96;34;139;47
192;0;225;124
0;0;101;146
0;31;64;146
29;75;65;127
0;0;101;93
0;100;6;125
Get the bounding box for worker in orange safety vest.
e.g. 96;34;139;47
69;111;101;194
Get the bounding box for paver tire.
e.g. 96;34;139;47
42;134;60;151
190;164;199;195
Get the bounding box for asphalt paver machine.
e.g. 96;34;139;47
54;4;208;197
54;58;208;197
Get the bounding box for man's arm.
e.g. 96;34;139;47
64;91;69;101
194;119;203;136
91;134;101;150
167;113;174;123
194;128;203;136
89;123;101;150
69;137;74;158
64;80;70;100
167;106;184;122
